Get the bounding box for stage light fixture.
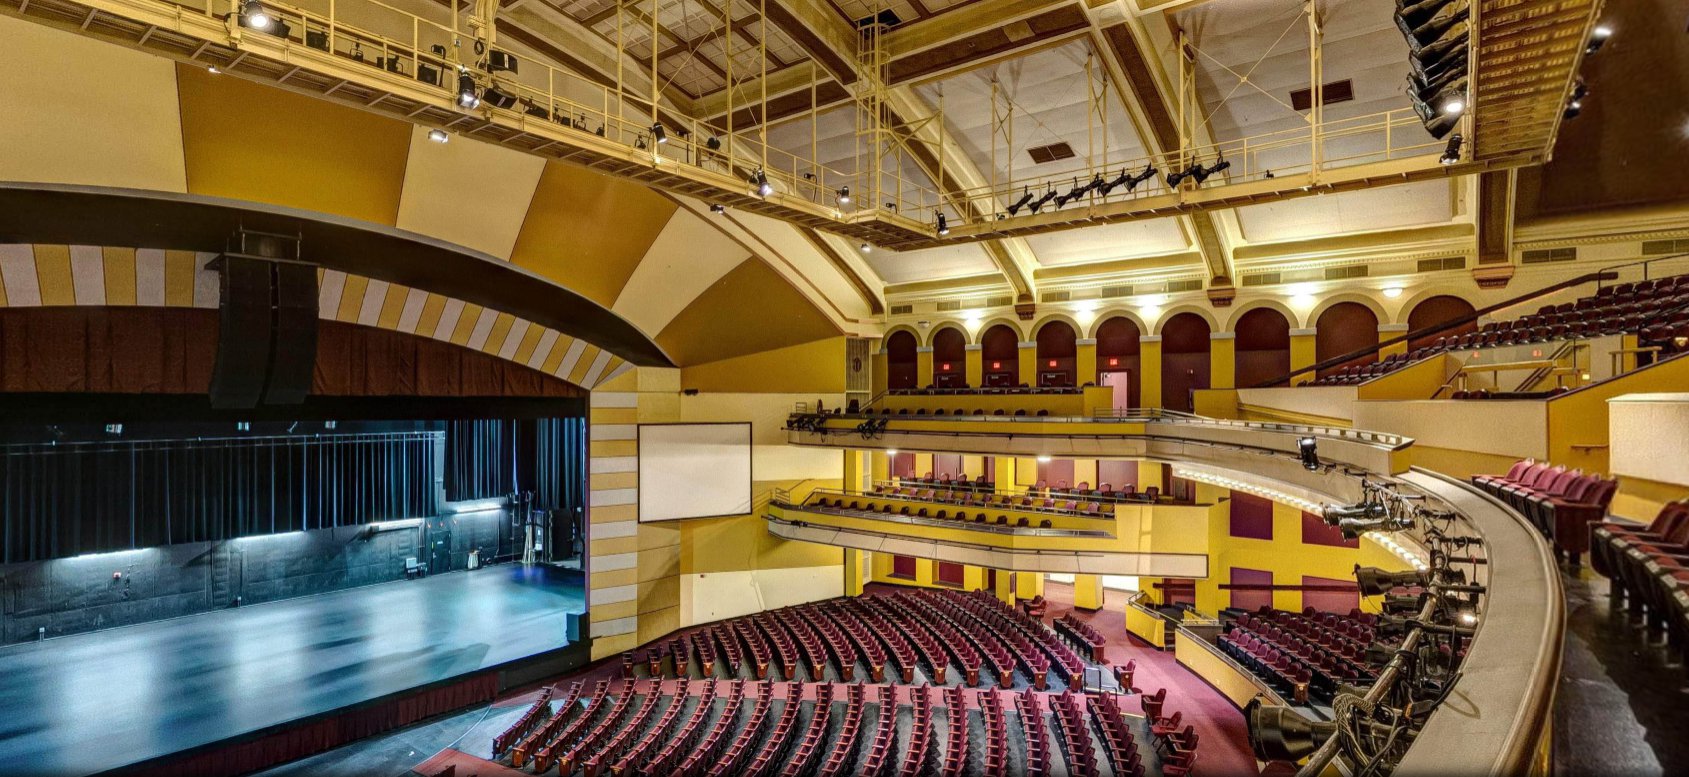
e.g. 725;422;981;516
1028;187;1058;214
1398;0;1469;53
1587;24;1612;54
750;168;773;197
635;135;648;150
860;243;872;254
1439;133;1464;165
651;122;667;144
456;69;479;109
208;65;220;74
427;128;448;144
1098;170;1129;196
1053;178;1081;207
1166;162;1203;188
1381;594;1423;615
1564;99;1583;120
1246;699;1339;763
1126;164;1158;190
481;85;517;109
706;136;722;151
936;213;950;236
1006;187;1034;215
1298;436;1320;470
487;50;519;73
1355;565;1430;596
837;186;852;205
240;0;272;30
710;203;726;214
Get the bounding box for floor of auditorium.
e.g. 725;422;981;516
259;583;1260;777
1556;566;1689;777
0;563;585;777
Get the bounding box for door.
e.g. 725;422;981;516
430;528;453;573
1102;370;1132;411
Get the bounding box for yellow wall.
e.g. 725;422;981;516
1290;333;1317;385
1018;343;1037;385
1078;341;1098;386
681;337;845;394
965;347;984;387
1210;336;1236;390
1141;339;1163;408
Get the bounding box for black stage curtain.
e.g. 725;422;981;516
444;419;516;502
0;431;440;563
530;418;586;514
445;418;585;512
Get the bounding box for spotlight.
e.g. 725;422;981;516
837;186;852;205
859;243;872;254
706;136;722;151
1564;99;1583;120
750;168;773;197
481;85;517;109
1006;187;1034;215
651;123;667;144
1587;24;1612;54
936;213;950;236
1439;132;1464;165
487;50;519;73
1381;594;1424;615
1099;170;1129;196
635;135;648;150
1335;514;1414;540
1166;162;1203;188
240;0;272;30
1298;436;1320;470
1126;164;1158;190
456;68;479;109
710;203;726;214
1054;178;1082;207
1028;187;1059;214
1355;566;1430;596
1246;699;1338;763
1206;156;1232;178
427;128;449;144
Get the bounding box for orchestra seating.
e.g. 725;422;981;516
1472;460;1618;563
1310;274;1689;386
617;589;1103;692
1219;608;1382;703
1590;501;1689;660
498;678;1173;777
886;385;1086;396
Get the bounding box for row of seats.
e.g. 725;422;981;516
809;495;1069;527
1142;688;1201;777
887;385;1086;395
1087;691;1148;777
1054;613;1108;662
1591;501;1689;661
1220;608;1382;702
883;479;1164;506
1473;459;1617;563
869;406;1059;417
1449;388;1571;400
862;487;1117;518
1309;272;1689;387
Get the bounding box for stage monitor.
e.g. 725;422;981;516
638;423;752;522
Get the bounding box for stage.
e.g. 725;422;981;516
0;563;586;777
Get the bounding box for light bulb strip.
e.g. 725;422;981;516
1171;467;1324;515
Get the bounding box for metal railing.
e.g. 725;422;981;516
793;407;1410;448
772;489;1115;537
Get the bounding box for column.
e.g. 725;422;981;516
872;349;888;397
844;449;863;493
1018;340;1037;386
995;456;1017;495
993;567;1015;605
1018;571;1045;599
965;343;983;388
1378;323;1409;358
1290;328;1318;385
844;549;868;596
1209;331;1236;389
1073;574;1105;611
1139;335;1163;408
871;449;890;485
913;452;933;479
1074;459;1098;490
1077;338;1098;386
917;345;934;388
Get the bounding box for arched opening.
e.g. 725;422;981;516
1095;317;1141;410
931;327;967;388
886;330;918;389
981;325;1021;387
1234;308;1292;388
1407;295;1478;351
1316;302;1380;378
1160;313;1211;413
1034;321;1078;387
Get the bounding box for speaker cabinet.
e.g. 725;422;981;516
264;263;319;405
208;257;275;409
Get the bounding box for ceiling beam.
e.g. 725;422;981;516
502;1;699;118
1473;169;1518;288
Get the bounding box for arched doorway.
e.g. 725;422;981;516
981;325;1021;387
1161;313;1211;413
1407;295;1477;351
1234;308;1292;388
1035;321;1078;387
886;330;918;389
932;327;967;388
1095;317;1141;410
1316;302;1380;378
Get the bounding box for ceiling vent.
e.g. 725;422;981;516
1165;279;1203;293
936;300;963;311
986;295;1014;307
1324;265;1368;280
1041;290;1072;303
1101;284;1133;298
853;9;903;28
889;304;913;315
1241;272;1281;287
1290;80;1355;111
1416;256;1467;273
1027;142;1077;165
1642;238;1689;255
1521;247;1577;265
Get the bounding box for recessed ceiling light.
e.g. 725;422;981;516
427;128;449;143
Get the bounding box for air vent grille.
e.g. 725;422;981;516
1040;290;1071;303
1290;80;1355;111
1522;247;1577;265
1165;279;1203;293
1642;239;1689;255
1324;265;1368;280
889;304;913;315
986;295;1014;307
1101;285;1133;298
936;300;962;312
1241;273;1281;287
1416;256;1466;273
1027;142;1076;165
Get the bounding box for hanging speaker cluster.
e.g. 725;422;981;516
208;230;319;409
1395;0;1470;139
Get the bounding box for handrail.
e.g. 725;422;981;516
769;498;1115;539
792;408;1410;449
1259;269;1621;388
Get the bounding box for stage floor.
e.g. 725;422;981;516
0;563;585;776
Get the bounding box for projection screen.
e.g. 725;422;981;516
638;423;753;522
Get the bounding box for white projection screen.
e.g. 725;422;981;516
638;423;753;522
